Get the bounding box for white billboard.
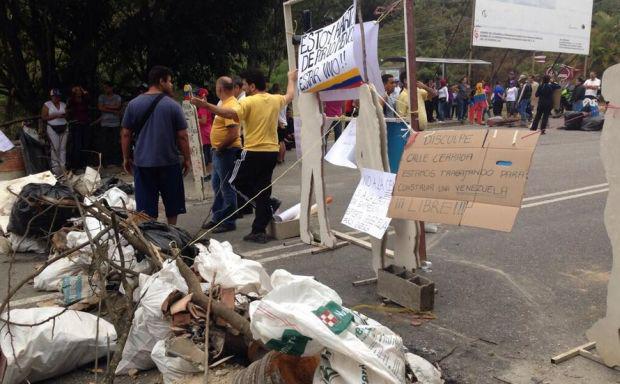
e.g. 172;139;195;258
472;0;593;55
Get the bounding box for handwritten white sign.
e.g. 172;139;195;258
297;2;361;94
342;168;395;239
324;119;356;169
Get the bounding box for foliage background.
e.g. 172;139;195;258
0;0;617;118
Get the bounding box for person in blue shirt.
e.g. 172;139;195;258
120;66;192;225
492;81;505;117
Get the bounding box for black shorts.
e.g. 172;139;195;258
134;164;186;219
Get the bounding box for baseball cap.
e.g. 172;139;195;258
197;88;208;97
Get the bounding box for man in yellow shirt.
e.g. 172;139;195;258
196;77;241;233
395;72;437;131
192;69;296;243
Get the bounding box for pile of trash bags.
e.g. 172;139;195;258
0;169;443;384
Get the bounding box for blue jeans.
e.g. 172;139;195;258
438;100;448;121
518;99;530;123
211;147;240;226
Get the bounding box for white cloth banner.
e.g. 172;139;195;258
298;2;358;94
324;119;357;169
342;168;395;239
293;117;303;160
320;22;382;102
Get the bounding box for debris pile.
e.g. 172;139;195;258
0;169;443;383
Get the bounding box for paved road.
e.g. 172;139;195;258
4;120;620;383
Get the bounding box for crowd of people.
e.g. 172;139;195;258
379;70;603;134
36;65;602;244
38;66;297;244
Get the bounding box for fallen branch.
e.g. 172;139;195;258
175;259;253;343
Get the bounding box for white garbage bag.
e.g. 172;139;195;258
405;353;443;384
193;240;272;295
8;234;47;254
0;307;117;384
250;270;407;384
115;260;188;375
33;253;91;291
151;339;202;384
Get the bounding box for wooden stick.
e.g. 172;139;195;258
203;273;215;384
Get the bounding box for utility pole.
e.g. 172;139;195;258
404;0;426;263
468;0;475;80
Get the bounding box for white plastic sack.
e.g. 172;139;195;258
33;253;91;291
250;270;406;384
151;339;202;384
83;187;136;241
405;353;443;384
116;260;188;375
193;240;271;295
0;307;117;384
8;234;47;254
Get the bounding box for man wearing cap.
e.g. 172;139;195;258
41;89;68;176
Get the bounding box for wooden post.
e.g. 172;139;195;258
404;0;426;263
468;0;475;80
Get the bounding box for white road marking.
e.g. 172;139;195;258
521;188;609;208
522;183;609;202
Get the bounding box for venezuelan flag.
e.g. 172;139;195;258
306;68;363;93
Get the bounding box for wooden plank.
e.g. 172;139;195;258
551;342;595;364
333;230;395;257
182;100;206;200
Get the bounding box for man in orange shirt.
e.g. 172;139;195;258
200;77;241;233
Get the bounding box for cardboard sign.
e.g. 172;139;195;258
297;2;361;94
342;168;395;239
387;129;539;232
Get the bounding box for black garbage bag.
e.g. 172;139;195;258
19;128;49;175
581;116;604;131
93;177;134;196
7;183;78;238
138;221;199;263
563;111;584;130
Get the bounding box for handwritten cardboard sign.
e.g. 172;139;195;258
343;168;395;239
297;2;362;94
387;129;539;232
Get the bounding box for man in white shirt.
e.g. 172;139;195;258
584;71;601;100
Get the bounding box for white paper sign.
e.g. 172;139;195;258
342;168;396;239
298;2;361;94
319;22;383;102
324;119;357;169
0;130;14;152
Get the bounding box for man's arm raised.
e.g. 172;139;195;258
190;98;239;122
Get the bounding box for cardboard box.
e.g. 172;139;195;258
388;129;539;232
267;219;300;240
377;265;435;311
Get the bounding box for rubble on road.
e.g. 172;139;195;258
0;168;443;384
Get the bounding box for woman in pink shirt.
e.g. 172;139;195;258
197;88;213;180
